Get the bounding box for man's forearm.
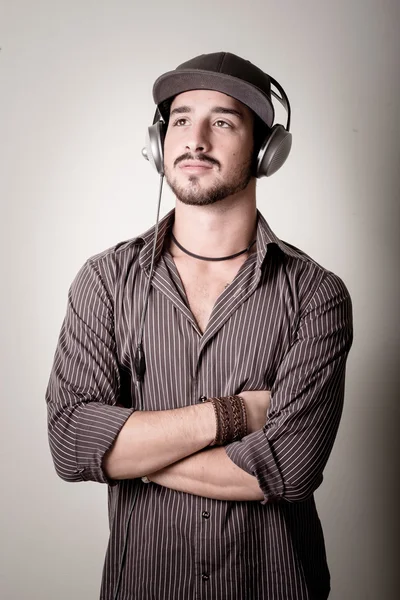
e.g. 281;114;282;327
103;403;215;480
147;447;264;502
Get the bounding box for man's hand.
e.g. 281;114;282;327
240;390;271;433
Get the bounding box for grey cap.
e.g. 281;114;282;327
153;52;275;127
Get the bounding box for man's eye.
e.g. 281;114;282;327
214;120;231;128
173;118;188;126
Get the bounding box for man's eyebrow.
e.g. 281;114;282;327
169;105;244;120
170;105;192;116
211;106;244;120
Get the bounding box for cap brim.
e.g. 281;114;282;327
153;69;274;127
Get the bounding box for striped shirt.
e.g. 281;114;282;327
46;209;353;600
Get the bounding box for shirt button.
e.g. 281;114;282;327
201;573;209;581
199;395;207;403
202;511;210;519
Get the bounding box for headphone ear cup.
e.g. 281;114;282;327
143;121;166;175
256;124;292;178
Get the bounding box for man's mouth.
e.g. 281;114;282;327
174;153;220;170
179;161;214;171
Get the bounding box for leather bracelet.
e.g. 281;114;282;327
207;395;247;445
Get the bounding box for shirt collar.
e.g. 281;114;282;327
255;210;307;268
136;208;306;272
137;209;175;272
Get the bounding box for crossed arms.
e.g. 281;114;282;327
102;391;270;501
46;257;353;504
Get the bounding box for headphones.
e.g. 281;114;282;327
142;76;292;178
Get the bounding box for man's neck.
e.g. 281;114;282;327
172;186;258;259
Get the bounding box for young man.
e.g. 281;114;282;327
47;52;353;600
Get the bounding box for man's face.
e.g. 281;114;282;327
163;89;255;206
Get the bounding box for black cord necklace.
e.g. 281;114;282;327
171;232;256;262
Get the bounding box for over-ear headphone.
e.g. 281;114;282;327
142;76;292;178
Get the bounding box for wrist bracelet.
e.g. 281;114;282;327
207;395;247;446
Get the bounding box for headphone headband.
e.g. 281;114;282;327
269;77;291;131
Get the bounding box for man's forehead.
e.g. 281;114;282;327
170;89;250;114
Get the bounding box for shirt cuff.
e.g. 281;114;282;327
225;428;284;504
75;403;135;484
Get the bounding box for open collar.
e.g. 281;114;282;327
135;208;306;273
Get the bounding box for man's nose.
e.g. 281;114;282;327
185;122;211;154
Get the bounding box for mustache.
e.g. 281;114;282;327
174;152;220;168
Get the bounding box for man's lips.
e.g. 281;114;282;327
179;161;214;170
174;153;220;169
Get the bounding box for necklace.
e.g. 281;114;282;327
171;232;256;262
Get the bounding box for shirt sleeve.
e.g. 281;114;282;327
46;257;135;484
225;270;353;504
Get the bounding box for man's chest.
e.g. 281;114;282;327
174;265;237;334
114;257;299;411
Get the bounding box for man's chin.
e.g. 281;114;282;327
174;189;224;207
165;165;253;207
166;176;220;206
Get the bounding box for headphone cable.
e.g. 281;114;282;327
134;172;164;407
113;173;164;600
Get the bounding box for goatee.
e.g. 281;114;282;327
165;156;253;206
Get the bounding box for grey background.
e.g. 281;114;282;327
1;1;399;598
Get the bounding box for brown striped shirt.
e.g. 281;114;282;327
46;209;353;600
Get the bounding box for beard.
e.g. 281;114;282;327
165;154;253;206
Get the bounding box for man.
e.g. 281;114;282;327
47;52;353;600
